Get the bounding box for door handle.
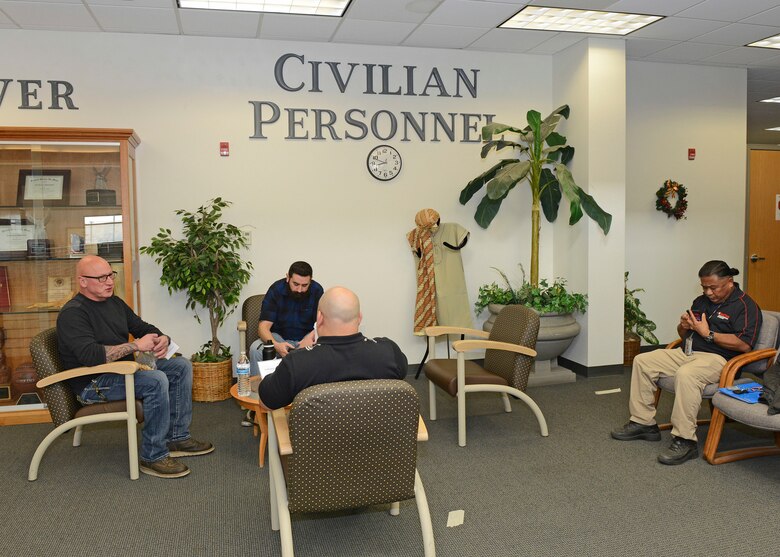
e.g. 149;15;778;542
749;254;766;263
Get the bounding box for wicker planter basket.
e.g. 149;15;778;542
623;334;641;367
192;358;233;402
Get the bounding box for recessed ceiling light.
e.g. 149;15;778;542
759;97;780;103
500;6;662;36
748;34;780;49
177;0;351;16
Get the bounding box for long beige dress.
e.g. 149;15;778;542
411;222;473;329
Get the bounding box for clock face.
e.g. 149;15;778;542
367;145;402;181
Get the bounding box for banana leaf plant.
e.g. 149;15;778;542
460;105;612;287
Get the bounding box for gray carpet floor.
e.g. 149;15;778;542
2;368;778;557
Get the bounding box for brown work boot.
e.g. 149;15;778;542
139;456;190;478
168;438;215;457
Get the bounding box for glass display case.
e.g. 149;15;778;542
0;128;140;425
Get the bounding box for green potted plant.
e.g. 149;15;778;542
140;197;253;401
460;105;612;287
624;271;659;366
476;266;586;384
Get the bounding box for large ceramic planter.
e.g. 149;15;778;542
483;304;579;386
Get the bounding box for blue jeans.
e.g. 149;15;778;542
248;333;298;376
78;356;193;463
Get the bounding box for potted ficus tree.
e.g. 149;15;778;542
140;197;253;401
624;272;659;366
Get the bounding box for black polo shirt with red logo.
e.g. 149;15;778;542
689;283;762;359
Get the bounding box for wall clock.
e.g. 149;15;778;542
367;145;402;181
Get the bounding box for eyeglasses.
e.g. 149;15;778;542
81;271;117;283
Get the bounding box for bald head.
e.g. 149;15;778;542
316;287;362;336
76;255;116;301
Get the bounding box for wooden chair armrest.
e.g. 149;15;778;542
423;326;489;339
37;361;140;388
417;415;428;442
666;338;682;349
237;320;247;332
719;348;777;387
272;408;293;456
452;339;537;358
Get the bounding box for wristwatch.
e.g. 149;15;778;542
704;332;715;343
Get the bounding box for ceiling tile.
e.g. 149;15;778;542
742;6;780;27
642;41;735;63
180;8;260;38
630;17;727;41
332;19;417;45
86;0;172;7
0;1;98;29
676;0;780;23
693;23;780;46
259;13;340;41
624;37;680;58
743;53;780;68
346;0;431;23
467;27;554;52
703;46;780;65
403;23;488;48
605;0;700;17
427;0;521;27
748;68;780;81
527;31;586;54
0;11;15;26
90;5;179;33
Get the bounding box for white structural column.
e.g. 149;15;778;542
551;38;627;371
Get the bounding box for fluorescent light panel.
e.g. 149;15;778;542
748;35;780;49
759;97;780;103
765;127;780;131
177;0;350;16
500;6;662;36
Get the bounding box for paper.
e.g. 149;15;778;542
165;340;180;360
595;388;621;395
447;510;465;528
259;358;282;378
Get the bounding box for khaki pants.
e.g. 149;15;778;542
629;348;726;441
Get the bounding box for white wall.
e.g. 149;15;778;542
625;61;747;344
0;29;552;361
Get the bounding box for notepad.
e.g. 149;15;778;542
259;358;282;378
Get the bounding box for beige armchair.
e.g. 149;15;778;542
27;328;142;481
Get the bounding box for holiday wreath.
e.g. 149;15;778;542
655;179;687;220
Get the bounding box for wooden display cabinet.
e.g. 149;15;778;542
0;128;141;425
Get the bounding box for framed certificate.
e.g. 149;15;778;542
17;169;71;206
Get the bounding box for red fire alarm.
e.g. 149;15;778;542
220;142;229;157
688;148;695;160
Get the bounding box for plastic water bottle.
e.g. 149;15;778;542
237;351;251;397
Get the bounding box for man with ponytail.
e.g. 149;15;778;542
611;260;762;465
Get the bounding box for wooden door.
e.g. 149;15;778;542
747;149;780;311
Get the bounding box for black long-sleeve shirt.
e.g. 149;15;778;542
57;293;163;392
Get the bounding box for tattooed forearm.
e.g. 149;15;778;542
105;342;138;363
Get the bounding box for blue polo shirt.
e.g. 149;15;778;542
260;278;324;341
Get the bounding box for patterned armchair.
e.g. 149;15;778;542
267;379;435;557
423;304;549;446
27;328;142;480
236;294;265;355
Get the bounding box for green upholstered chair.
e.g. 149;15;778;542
27;328;142;480
267;379;435;557
423;304;548;446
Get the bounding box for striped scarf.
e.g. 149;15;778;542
407;209;439;333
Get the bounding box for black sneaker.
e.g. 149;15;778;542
168;438;215;457
611;421;661;441
658;436;699;465
241;410;255;427
140;456;190;478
